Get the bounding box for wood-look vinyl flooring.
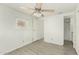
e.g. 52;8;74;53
5;40;77;55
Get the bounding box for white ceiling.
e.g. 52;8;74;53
1;3;77;16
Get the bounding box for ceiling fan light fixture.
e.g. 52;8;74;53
33;12;43;17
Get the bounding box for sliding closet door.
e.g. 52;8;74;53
44;15;64;45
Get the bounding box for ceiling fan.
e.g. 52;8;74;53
21;3;54;17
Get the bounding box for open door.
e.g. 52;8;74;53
64;16;71;41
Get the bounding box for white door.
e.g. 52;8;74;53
44;15;64;45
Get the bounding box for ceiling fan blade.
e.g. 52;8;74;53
28;7;35;10
20;6;35;10
41;9;54;12
42;11;55;17
35;3;43;9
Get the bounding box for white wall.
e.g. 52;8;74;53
69;12;76;48
0;5;33;54
32;17;44;41
0;5;44;54
74;4;79;54
44;15;64;45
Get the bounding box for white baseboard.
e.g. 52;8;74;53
1;41;33;55
1;38;44;55
75;47;79;55
44;39;64;46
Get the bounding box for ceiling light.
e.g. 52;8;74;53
33;11;43;17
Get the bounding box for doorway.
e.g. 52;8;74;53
64;16;73;45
